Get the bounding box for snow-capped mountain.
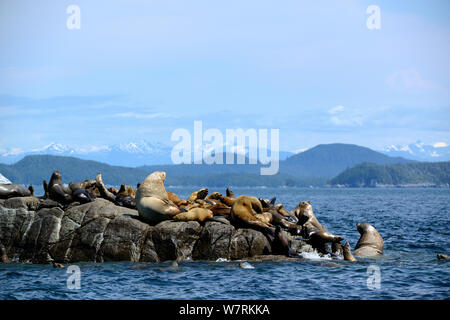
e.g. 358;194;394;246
381;141;450;162
0;141;174;167
0;141;294;167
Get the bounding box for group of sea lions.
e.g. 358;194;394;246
134;171;385;261
1;170;449;263
0;170;139;209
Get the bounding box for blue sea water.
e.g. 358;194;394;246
0;187;449;300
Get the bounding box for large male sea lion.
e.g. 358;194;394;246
48;171;72;203
0;184;31;199
136;171;180;225
354;223;384;257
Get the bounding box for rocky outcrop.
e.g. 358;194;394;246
0;197;310;264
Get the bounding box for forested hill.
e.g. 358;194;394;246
0;154;320;187
329;162;450;187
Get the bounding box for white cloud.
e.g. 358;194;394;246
111;112;173;119
328;105;345;114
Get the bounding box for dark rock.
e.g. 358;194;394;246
99;215;151;262
2;196;41;211
229;229;271;260
152;220;202;261
192;221;235;260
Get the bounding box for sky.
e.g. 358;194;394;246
0;0;449;153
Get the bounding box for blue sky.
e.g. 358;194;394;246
1;0;449;152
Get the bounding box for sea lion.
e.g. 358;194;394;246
342;241;357;262
272;226;296;257
136;171;180;225
1;244;11;263
209;203;231;215
226;188;235;198
43;180;49;198
48;171;72;203
69;179;96;193
187;188;208;202
269;209;301;235
72;189;94;204
52;261;65;268
95;173;116;202
437;254;450;260
0;183;32;199
292;201;327;236
353;223;384;257
230;195;273;233
332;242;343;257
173;207;214;223
113;184;136;209
300;229;344;255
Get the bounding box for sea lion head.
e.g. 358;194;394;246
49;170;62;186
356;223;375;235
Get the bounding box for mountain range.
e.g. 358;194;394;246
0;141;294;167
380;141;450;162
0;143;414;188
1;140;447;167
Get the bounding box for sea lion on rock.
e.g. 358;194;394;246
187;188;208;202
272;226;296;257
95;173;116;203
48;171;72;203
231;195;273;233
299;229;344;255
343;241;357;262
292;201;327;236
136;171;180;225
0;183;31;199
173;207;214;223
353;223;384;257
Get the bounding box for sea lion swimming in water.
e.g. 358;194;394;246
0;183;32;199
437;254;450;260
353;223;384;257
136;171;180;225
342;241;357;262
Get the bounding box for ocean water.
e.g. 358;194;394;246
0;187;449;300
